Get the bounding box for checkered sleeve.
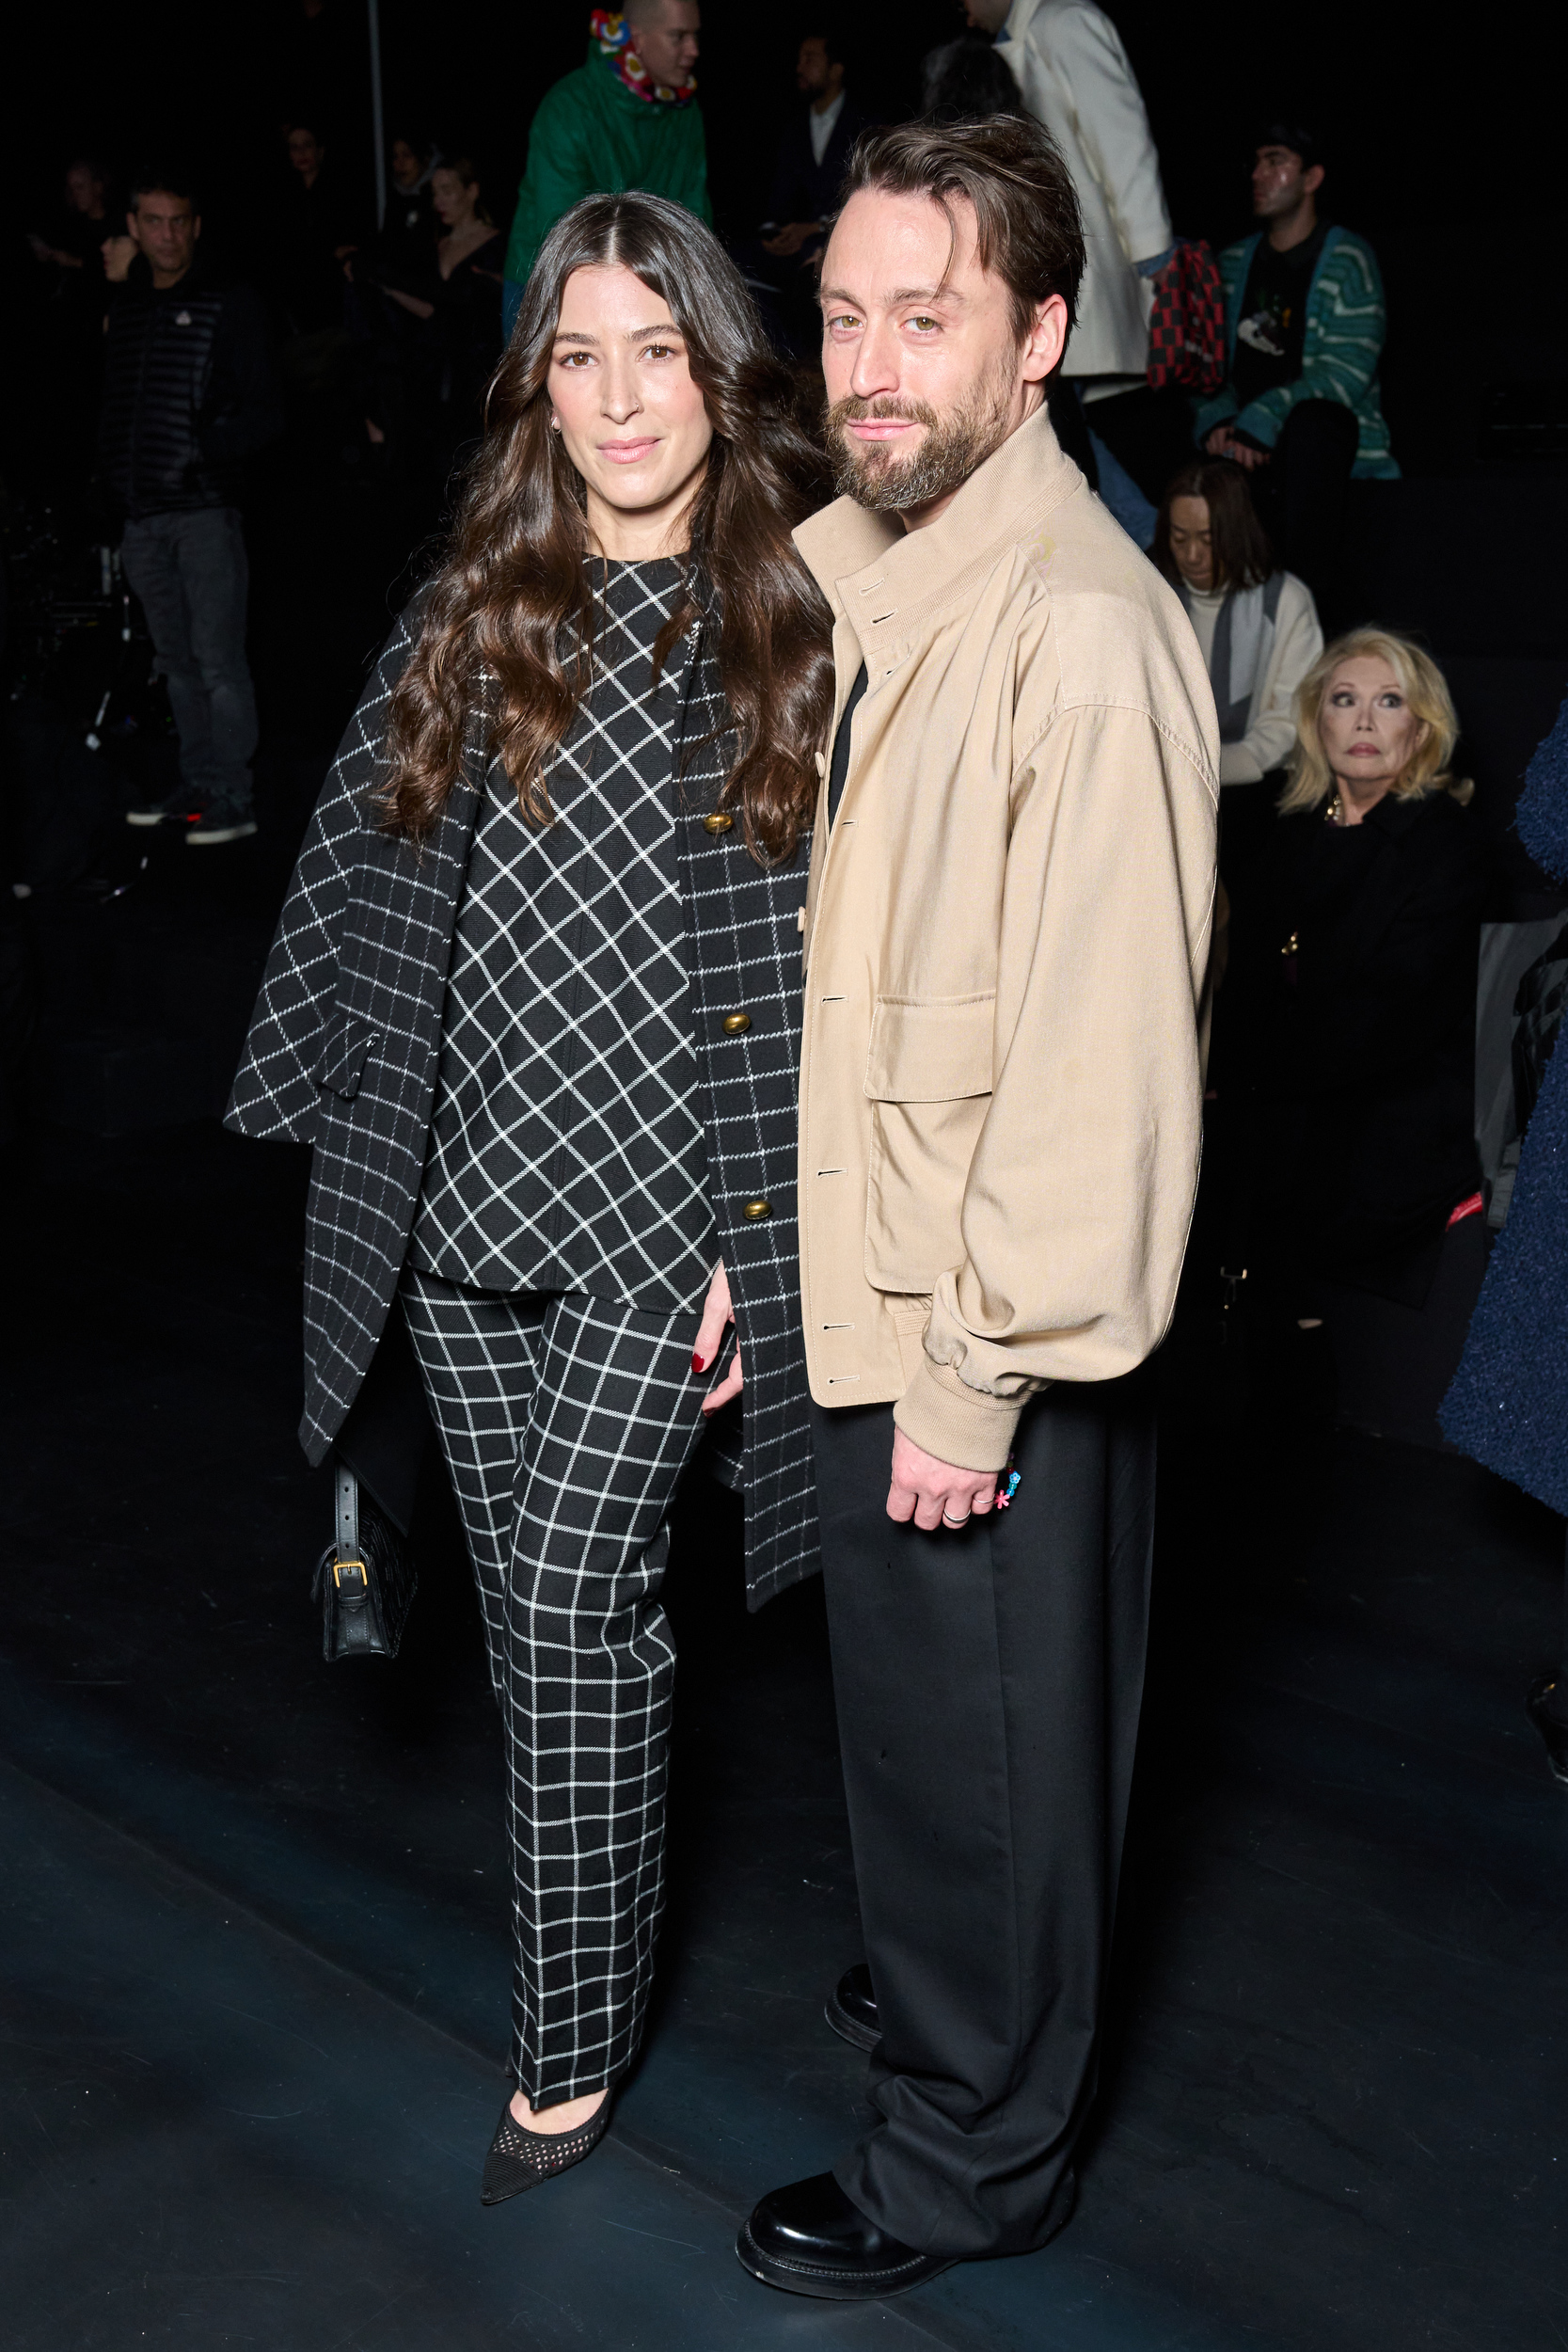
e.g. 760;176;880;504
225;614;418;1144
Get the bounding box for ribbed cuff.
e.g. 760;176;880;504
892;1357;1024;1473
1233;401;1281;451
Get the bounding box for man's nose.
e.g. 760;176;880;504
847;319;900;399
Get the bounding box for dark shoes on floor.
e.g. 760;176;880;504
185;805;258;846
824;1961;881;2052
480;2092;612;2206
1528;1675;1568;1784
736;2172;956;2299
125;787;201;829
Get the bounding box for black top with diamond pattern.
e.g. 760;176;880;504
407;559;715;1308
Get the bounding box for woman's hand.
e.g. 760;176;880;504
693;1261;742;1415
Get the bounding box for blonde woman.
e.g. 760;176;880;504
1225;629;1486;1438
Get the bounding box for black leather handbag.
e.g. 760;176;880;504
311;1455;419;1661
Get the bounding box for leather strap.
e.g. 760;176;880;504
336;1457;361;1567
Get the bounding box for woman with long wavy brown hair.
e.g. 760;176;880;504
227;191;833;2201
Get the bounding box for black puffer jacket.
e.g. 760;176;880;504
100;257;283;518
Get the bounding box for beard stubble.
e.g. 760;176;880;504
823;359;1019;514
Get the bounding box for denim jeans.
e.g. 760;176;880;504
119;506;258;813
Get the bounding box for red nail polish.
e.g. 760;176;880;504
692;1352;707;1375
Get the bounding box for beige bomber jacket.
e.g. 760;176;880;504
792;405;1219;1470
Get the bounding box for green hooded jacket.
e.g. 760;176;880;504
502;45;710;333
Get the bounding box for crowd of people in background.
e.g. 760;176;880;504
16;0;1568;1788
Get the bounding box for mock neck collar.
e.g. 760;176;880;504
794;402;1081;660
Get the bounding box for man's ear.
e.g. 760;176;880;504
127;211;144;250
1303;163;1325;199
1021;292;1069;386
193;215;203;243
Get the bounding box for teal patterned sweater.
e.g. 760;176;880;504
1194;226;1399;480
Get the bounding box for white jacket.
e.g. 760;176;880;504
1180;572;1323;784
998;0;1171;378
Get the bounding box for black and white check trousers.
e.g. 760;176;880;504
400;1267;715;2104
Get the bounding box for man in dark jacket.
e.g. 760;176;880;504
761;31;868;255
743;30;870;357
101;167;283;843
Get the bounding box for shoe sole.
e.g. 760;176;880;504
823;1992;881;2054
125;810;194;827
186;822;259;846
735;2222;954;2301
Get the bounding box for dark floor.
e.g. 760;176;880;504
2;1083;1566;2349
2;469;1566;2349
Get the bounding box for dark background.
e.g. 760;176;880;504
2;0;1560;476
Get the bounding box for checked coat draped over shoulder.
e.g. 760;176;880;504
226;596;818;1608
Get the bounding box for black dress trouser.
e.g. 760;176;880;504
811;1375;1157;2257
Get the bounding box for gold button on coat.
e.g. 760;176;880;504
721;1012;752;1035
703;811;734;834
742;1199;772;1220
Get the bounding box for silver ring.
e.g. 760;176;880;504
941;1510;972;1528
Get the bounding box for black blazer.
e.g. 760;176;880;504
766;95;873;228
226;607;819;1607
1225;788;1485;1299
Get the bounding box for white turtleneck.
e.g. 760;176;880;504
1178;573;1323;784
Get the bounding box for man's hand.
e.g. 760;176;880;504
102;233;137;283
887;1426;998;1532
1204;421;1268;470
693;1260;742;1414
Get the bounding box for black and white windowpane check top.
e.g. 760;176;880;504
406;558;717;1310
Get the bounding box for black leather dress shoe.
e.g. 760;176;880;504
825;1962;881;2052
1528;1674;1568;1785
736;2172;956;2299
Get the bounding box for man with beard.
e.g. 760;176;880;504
735;116;1217;2299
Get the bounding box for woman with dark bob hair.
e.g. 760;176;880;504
228;193;834;2198
1153;457;1323;885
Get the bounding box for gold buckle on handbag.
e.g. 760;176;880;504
333;1557;368;1589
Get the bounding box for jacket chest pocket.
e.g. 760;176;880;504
863;994;994;1295
313;1013;380;1102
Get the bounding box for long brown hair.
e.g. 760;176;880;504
1151;459;1275;595
378;192;833;860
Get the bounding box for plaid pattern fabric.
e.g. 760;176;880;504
1147;237;1227;394
672;615;818;1605
225;588;818;1605
409;561;716;1308
400;1270;711;2100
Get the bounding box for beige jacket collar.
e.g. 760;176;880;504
793;403;1083;683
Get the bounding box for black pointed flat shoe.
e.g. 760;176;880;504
480;2093;612;2206
736;2172;956;2299
825;1963;881;2053
1527;1674;1568;1785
